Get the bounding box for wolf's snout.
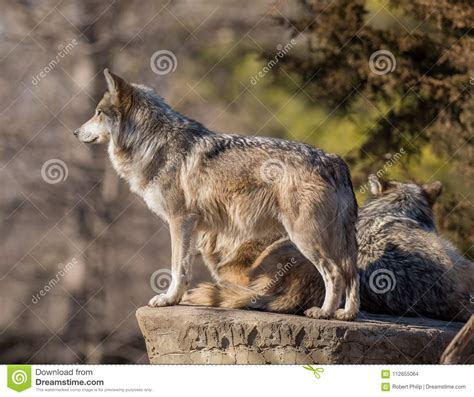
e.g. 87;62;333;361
73;128;80;136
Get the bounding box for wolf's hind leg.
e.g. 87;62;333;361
288;234;344;318
334;263;359;321
148;215;197;307
284;209;345;319
332;224;359;321
304;257;344;319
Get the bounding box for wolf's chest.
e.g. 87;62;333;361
108;144;168;222
142;187;168;221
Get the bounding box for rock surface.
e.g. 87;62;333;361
136;306;471;364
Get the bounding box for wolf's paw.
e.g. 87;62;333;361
148;293;179;307
304;306;331;319
333;308;356;321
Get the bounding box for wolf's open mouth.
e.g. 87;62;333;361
84;137;98;143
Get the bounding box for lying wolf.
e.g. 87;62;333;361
74;69;360;320
184;177;474;322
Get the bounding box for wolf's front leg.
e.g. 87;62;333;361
148;216;197;307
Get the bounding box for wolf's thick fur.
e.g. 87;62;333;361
184;178;474;322
74;70;360;320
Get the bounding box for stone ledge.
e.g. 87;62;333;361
136;306;471;364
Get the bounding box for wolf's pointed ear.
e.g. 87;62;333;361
422;181;443;205
368;174;383;196
104;68;131;101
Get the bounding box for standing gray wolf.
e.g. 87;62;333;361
74;69;360;321
185;177;474;322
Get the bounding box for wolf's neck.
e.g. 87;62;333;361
107;118;211;194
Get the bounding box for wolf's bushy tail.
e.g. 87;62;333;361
182;253;325;314
182;282;266;310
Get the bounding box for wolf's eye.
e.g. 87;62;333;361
96;109;102;116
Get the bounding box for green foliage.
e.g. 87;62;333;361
267;0;473;257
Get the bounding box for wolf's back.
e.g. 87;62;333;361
357;222;473;321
